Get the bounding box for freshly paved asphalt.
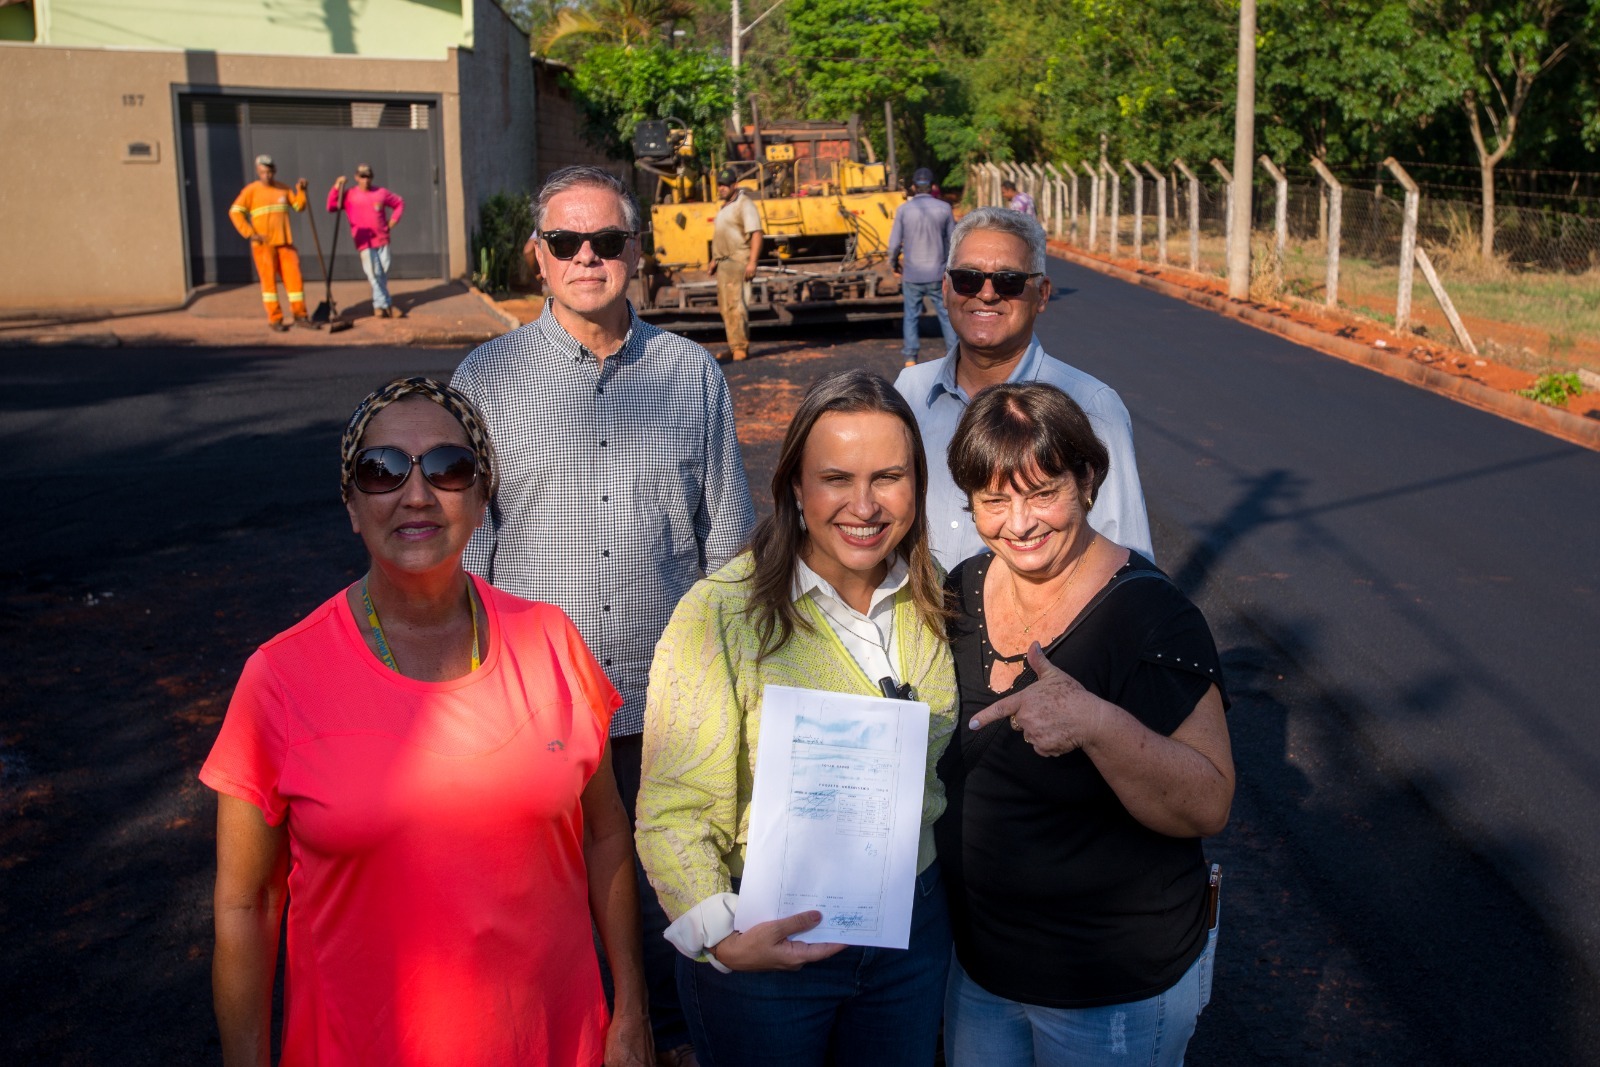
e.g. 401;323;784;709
1037;256;1600;1060
2;258;1598;1061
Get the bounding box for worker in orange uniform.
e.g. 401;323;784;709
229;155;312;331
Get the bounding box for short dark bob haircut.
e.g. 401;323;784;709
948;382;1109;505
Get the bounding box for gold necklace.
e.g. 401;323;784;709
1010;534;1096;635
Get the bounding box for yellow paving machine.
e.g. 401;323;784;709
630;106;907;333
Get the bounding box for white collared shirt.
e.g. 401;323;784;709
792;555;910;685
662;555;913;969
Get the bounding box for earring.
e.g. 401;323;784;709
796;497;807;532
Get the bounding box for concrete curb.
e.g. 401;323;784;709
468;286;523;334
1048;242;1600;454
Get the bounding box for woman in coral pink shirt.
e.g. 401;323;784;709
202;377;652;1066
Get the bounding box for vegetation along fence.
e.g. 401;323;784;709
971;159;1600;376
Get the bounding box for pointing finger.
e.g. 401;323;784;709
968;694;1020;731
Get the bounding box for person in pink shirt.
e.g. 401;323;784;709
202;376;653;1067
328;164;406;317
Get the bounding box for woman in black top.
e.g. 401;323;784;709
935;382;1234;1067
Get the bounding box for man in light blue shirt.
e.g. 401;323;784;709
894;207;1153;570
889;167;957;367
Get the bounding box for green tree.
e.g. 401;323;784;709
1425;0;1592;256
533;0;698;53
781;0;940;122
567;43;735;163
1027;0;1234;167
1258;0;1459;165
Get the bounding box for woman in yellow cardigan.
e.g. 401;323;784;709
636;370;956;1067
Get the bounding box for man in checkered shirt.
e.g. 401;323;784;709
453;165;754;1067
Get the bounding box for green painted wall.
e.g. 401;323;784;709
0;5;36;41
35;0;467;58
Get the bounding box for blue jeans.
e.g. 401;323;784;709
678;862;951;1067
359;244;392;310
944;946;1204;1067
901;279;956;360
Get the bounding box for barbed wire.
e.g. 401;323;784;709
975;162;1600;371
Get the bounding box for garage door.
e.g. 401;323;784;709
178;93;446;286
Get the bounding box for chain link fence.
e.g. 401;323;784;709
971;161;1600;375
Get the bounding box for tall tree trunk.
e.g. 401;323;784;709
1462;95;1508;263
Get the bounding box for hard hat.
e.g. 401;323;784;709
255;154;275;168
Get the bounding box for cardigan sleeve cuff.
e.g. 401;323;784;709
664;892;739;974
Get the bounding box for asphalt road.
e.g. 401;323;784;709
2;264;1597;1063
1036;256;1600;1061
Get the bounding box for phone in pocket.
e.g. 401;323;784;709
1199;863;1221;1012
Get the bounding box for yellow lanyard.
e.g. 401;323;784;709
361;577;480;673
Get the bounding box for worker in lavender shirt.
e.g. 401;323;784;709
889;167;958;367
1002;179;1035;216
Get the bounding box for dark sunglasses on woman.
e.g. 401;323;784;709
945;268;1044;298
539;229;634;260
353;445;479;494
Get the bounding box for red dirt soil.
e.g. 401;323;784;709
1072;245;1600;422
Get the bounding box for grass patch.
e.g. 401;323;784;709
1517;372;1584;406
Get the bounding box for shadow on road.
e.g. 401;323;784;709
1166;465;1598;1062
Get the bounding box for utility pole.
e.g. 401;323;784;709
731;0;793;134
732;0;743;131
1227;0;1256;300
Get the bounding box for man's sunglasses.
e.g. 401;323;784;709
539;229;635;260
353;445;479;494
946;268;1044;298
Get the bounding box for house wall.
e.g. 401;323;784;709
531;59;616;184
30;0;468;58
455;0;536;230
0;42;466;310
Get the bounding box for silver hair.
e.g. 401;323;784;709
533;165;641;234
947;206;1048;274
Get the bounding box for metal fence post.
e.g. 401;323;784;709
1308;157;1342;308
1143;162;1168;266
1382;157;1419;334
1124;160;1144;261
1173;158;1199;271
1210;158;1234;281
1082;161;1099;251
1258;154;1288;293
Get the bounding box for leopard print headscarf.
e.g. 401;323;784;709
339;376;497;501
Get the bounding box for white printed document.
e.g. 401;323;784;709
735;684;930;949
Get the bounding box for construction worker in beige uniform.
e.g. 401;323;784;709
711;168;763;362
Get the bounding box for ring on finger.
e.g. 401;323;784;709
1009;715;1022;732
